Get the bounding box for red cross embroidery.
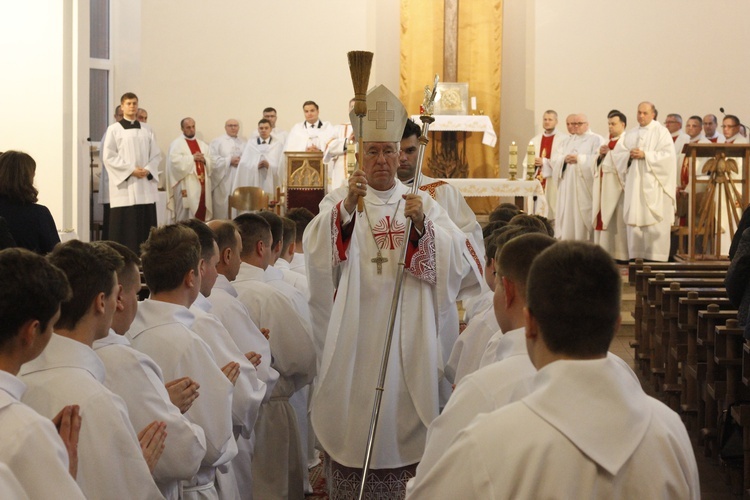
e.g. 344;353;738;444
372;216;405;250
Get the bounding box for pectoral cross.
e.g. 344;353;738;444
371;251;388;275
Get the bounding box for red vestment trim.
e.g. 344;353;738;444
418;181;448;200
185;139;207;221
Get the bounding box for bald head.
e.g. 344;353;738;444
225;119;240;138
637;102;656;127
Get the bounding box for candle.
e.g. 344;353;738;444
471;96;477;111
527;142;535;180
509;141;518;180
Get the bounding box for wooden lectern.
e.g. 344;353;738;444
680;143;750;260
284;151;326;215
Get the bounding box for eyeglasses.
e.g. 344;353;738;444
364;149;399;160
568;122;587;126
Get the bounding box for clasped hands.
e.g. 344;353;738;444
345;170;424;232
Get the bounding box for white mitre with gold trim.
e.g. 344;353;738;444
349;84;408;143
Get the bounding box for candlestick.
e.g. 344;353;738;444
509;141;517;181
526;142;535;180
471;96;477;111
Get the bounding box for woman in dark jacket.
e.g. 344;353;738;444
0;151;60;253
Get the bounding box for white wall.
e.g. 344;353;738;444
0;1;86;233
533;0;750;137
133;0;400;152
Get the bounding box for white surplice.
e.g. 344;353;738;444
126;300;237;500
290;252;306;275
208;274;279;400
672;131;691;167
593;135;628;261
103;121;162;208
275;258;309;298
613;120;676;261
445;298;500;385
19;334;163;500
93;329;207;500
190;293;267;500
166;135;214;222
551;131;606;241
207;275;280;498
0;463;28;500
322;122;353;191
461;288;493;325
232;263;317;500
406;356;699;499
209;134;247;219
233;137;284;201
408;327;535;494
306;182;468;469
0;370;86;499
284;120;333;152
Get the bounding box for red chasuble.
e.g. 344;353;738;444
708;137;719;143
595;136;621;231
536;134;555;190
185;138;207;221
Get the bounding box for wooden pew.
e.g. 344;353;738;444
697;306;738;455
636;271;725;378
627;258;730;286
660;286;727;411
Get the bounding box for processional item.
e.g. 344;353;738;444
526;142;535;180
347;51;373;213
508;141;518;180
355;74;440;500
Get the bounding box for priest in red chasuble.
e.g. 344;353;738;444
166;117;213;222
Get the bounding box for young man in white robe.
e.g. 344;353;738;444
209;119;246;219
0;249;86;499
406;241;700;499
206;219;279;497
251;107;288;144
305;84;472;498
286;207;315;276
284;100;333;152
92;241;207;500
593;109;629;261
408;232;556;494
445;226;504;385
233;119;285;205
276;217;309;296
20;240;166;500
181;219;267;500
612;102;677;261
550;114;606;242
167;117;214;222
126;224;238;499
522;109;566;221
322;98;355;191
704;113;725;143
103;92;162;253
232;214;317;500
98;104;123;240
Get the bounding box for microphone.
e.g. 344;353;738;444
720;107;726;117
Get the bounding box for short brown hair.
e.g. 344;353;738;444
0;151;38;204
48;240;123;330
497;233;556;295
212;220;240;253
286;207;315;244
120;92;138;103
526;241;620;357
94;241;141;288
141;224;200;295
179;219;217;261
0;248;70;347
233;214;271;258
281;218;296;256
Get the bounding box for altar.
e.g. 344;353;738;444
443;178;548;216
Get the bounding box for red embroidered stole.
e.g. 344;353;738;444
186;139;207;221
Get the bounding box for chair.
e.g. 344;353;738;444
228;187;269;217
285;151;326;215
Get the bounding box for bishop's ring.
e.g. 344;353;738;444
356;182;362;188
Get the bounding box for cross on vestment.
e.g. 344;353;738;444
367;100;395;129
371;253;388;274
